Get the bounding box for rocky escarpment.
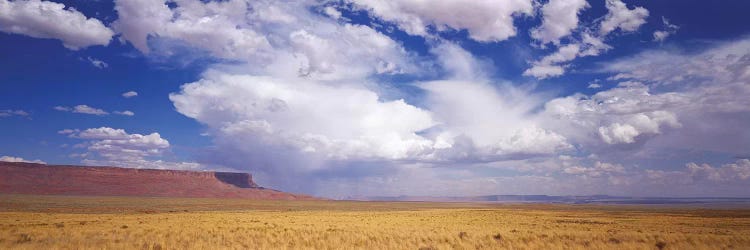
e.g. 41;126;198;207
0;162;316;200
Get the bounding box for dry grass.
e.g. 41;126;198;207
1;194;749;249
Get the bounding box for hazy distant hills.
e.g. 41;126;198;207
355;195;750;205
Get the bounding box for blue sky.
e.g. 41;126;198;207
1;0;749;198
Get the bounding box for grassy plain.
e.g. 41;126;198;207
1;194;749;249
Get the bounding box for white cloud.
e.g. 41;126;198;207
323;6;341;20
541;81;683;146
524;0;646;79
112;0;269;59
563;161;625;177
523;64;564;79
419;79;572;160
652;31;669;43
578;32;612;56
0;109;28;117
284;24;414;80
55;105;109;115
538;43;582;64
114;110;135;116
169;72;573;173
99;0;750;197
524;43;580;78
644;159;750;186
599;0;649;36
0;155;46;164
122;91;138;98
112;0;416;81
525;32;615;79
598;108;680;145
80;131;168;158
430;42;492;80
687;159;750;182
588;83;602;89
65;127;201;170
170;71;436;163
653;17;679;42
169;43;573;180
598;38;750;156
75;105;108;115
142;5;572;194
598;123;639;144
87;57;108;69
0;0;114;50
605;38;750;89
531;0;589;45
347;0;533;42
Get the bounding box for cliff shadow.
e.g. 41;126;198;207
214;172;258;188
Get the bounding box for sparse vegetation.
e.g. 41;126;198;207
0;194;749;249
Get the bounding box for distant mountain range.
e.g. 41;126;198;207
353;195;750;205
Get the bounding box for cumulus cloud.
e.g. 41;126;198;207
598;109;680;145
347;0;533;42
524;33;614;78
599;0;649;36
0;155;46;164
641;159;750;195
112;0;269;58
65;127;201;170
167;40;575;194
524;0;646;79
134;0;572;195
112;0;416;80
0;0;114;49
518;38;750;196
54;105;109;115
541;81;683;147
323;6;341;20
169;76;573;183
598;37;750;157
170;72;435;163
97;0;750;197
524;43;581;78
687;159;750;182
170;42;572;166
122;91;138;98
525;30;615;78
531;0;589;45
0;109;28;117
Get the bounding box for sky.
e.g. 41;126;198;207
1;0;749;198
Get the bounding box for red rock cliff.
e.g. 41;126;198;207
0;162;316;200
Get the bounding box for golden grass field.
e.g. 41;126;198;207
1;195;749;249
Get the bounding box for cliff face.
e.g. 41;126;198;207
0;162;315;200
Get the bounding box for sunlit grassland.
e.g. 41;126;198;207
1;195;749;249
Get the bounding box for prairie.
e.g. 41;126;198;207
1;194;749;249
